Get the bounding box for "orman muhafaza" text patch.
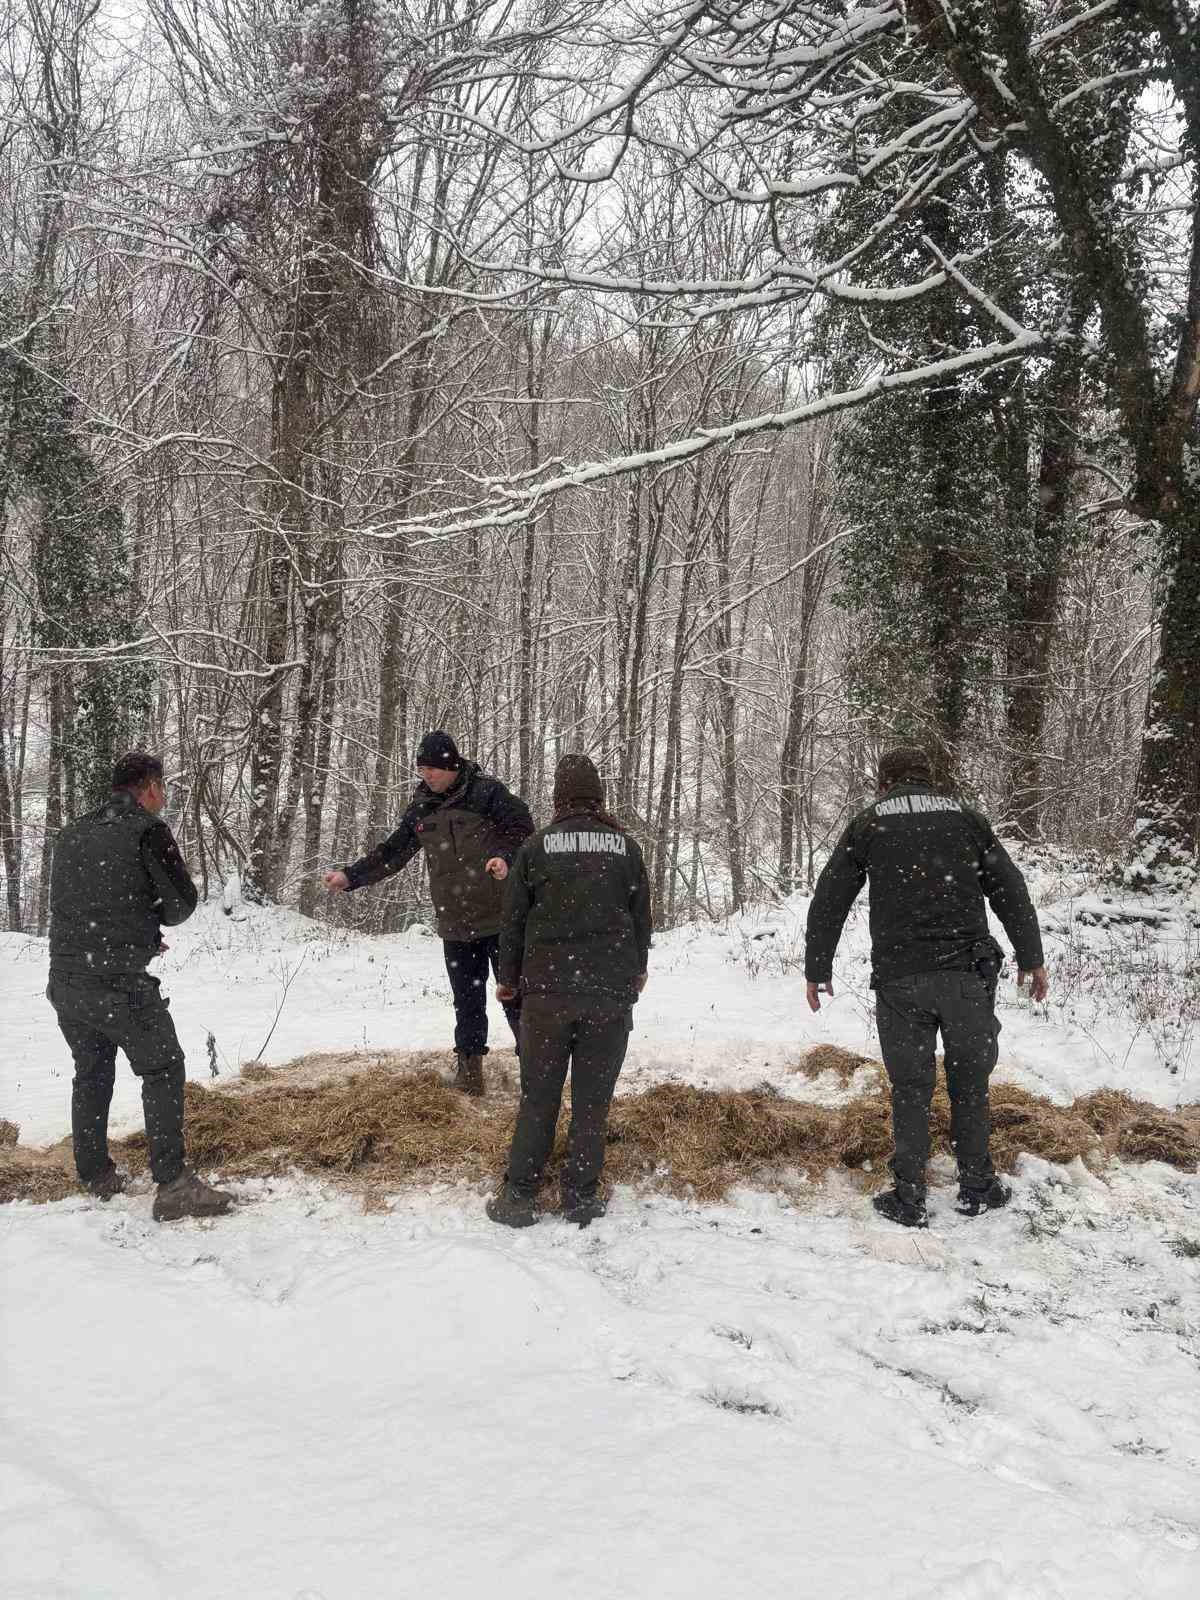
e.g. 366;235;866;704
874;794;963;817
544;830;628;856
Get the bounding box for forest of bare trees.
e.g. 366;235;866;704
1;0;1196;933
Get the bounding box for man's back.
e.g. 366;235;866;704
50;791;197;977
501;813;652;1002
806;783;1042;986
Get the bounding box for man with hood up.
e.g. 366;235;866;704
805;747;1048;1229
487;754;652;1228
324;731;533;1095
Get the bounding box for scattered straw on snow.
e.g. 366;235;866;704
3;1047;1198;1208
790;1044;876;1084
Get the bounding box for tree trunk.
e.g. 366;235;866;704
1004;355;1081;837
37;672;65;935
712;492;745;911
1134;490;1200;860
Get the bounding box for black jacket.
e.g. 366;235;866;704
805;784;1043;987
50;791;198;977
344;762;534;941
499;811;652;1004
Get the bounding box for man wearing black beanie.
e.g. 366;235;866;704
323;731;534;1094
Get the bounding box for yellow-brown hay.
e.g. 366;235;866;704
0;1137;76;1205
1115;1115;1200;1168
2;1048;1196;1206
792;1044;876;1084
174;1069;511;1182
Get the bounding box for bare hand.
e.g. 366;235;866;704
323;869;350;894
157;941;169;955
636;973;648;995
1018;965;1049;1003
806;980;833;1013
485;857;509;881
495;983;518;1003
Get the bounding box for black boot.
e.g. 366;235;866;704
453;1052;485;1098
956;1178;1012;1216
82;1163;125;1202
486;1185;537;1228
562;1194;607;1229
872;1187;928;1229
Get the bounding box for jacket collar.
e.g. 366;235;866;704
100;789;150;823
418;761;479;808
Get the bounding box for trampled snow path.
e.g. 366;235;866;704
3;1162;1198;1600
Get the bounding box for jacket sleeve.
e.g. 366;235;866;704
483;780;535;863
971;815;1044;970
804;819;868;983
141;822;199;927
498;841;534;988
630;842;652;972
343;802;420;890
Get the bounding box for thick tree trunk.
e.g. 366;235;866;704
712;493;746;911
244;519;294;901
298;626;339;918
37;672;65;936
0;714;21;932
1134;491;1200;860
922;381;970;786
1004;356;1081;838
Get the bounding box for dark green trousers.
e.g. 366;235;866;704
875;966;1001;1200
506;995;631;1206
48;973;186;1185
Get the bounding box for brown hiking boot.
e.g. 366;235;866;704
82;1164;126;1203
153;1167;235;1222
453;1052;485;1097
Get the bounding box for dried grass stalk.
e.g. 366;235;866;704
1;1048;1196;1207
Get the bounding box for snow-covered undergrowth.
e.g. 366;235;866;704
2;857;1198;1598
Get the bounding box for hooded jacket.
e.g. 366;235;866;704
805;784;1043;987
343;762;534;941
499;810;652;1004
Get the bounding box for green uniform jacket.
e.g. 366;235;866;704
499;811;652;1004
344;762;534;941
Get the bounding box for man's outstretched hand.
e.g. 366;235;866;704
806;980;833;1013
484;857;509;881
495;983;518;1003
1018;965;1049;1003
322;869;350;894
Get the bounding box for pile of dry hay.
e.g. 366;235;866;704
4;1045;1198;1208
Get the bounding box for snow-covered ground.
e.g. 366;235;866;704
2;874;1199;1598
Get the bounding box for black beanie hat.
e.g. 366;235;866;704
416;730;461;772
878;746;935;790
553;753;604;811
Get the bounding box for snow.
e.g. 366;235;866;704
3;877;1199;1597
3;1164;1198;1597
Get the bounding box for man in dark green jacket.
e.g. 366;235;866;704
487;753;651;1229
48;752;234;1221
805;747;1048;1228
324;731;533;1094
